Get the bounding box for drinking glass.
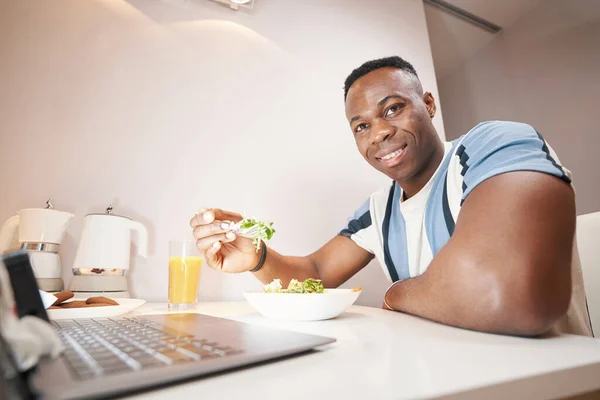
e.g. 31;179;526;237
168;240;202;310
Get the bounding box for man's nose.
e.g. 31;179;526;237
370;120;394;145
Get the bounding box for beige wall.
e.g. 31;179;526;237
0;0;444;305
438;0;600;215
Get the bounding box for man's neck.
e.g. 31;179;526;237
398;141;445;201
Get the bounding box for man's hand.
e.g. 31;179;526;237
190;208;260;273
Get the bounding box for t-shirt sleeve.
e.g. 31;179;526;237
339;198;376;253
457;121;573;203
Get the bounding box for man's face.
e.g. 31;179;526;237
345;68;439;183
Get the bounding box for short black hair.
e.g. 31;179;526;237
343;56;419;100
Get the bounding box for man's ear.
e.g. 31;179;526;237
424;92;437;119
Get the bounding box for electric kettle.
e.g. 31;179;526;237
0;199;73;292
69;204;148;297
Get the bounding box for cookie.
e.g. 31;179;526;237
48;306;62;310
58;300;89;309
86;296;119;306
52;291;74;306
86;303;112;307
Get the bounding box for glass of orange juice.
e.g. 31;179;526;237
168;240;203;310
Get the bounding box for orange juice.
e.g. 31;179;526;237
168;256;202;306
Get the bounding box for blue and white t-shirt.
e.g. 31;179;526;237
340;121;592;336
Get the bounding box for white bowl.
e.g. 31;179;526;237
243;288;361;321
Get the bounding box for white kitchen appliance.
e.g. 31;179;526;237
69;204;148;298
0;199;74;292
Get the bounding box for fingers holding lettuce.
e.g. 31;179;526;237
190;208;275;274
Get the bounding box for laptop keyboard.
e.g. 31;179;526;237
53;317;242;380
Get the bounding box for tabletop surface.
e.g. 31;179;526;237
119;301;600;400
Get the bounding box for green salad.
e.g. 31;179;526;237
232;217;275;252
264;278;324;294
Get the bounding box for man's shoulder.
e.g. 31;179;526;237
350;182;396;217
455;120;538;148
446;120;572;201
449;120;547;165
369;181;395;204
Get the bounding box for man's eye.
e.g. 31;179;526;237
385;104;403;117
355;123;368;133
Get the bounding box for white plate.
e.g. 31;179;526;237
243;288;361;321
47;298;146;320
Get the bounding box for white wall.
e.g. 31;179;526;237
0;0;444;306
424;0;541;80
437;0;600;215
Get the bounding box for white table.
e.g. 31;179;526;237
123;302;600;400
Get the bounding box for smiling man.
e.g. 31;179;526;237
191;56;593;337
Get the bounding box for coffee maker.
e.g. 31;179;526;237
0;199;73;292
69;204;147;298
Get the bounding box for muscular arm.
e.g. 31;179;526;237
384;171;575;336
253;235;374;288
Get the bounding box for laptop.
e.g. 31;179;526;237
0;250;335;400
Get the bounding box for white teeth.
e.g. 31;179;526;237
381;149;403;160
